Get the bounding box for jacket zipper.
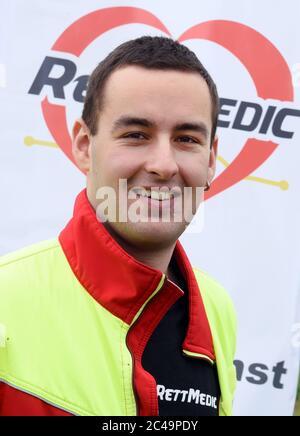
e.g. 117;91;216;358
125;336;140;415
125;274;166;416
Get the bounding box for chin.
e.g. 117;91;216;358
116;221;185;249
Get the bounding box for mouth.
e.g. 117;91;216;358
130;187;181;202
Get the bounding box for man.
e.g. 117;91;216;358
0;36;236;416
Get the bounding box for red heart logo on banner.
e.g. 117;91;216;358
41;7;294;200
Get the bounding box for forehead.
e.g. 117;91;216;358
101;66;212;128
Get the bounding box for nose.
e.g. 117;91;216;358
144;138;179;181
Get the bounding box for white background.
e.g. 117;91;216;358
1;0;300;415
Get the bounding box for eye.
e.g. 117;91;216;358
122;132;148;140
176;136;199;144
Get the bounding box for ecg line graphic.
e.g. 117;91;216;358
24;136;289;191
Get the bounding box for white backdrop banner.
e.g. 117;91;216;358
1;0;300;416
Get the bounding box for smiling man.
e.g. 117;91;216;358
0;36;237;416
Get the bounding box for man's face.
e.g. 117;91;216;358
73;66;217;249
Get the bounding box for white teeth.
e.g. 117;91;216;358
150;191;160;200
153;191;172;201
133;188;174;200
146;190;172;201
139;189;151;198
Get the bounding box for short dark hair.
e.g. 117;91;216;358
82;36;219;145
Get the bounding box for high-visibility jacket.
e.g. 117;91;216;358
0;190;237;416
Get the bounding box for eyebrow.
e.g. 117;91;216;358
111;116;209;139
111;116;154;132
173;122;209;139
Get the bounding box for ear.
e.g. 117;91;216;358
72;118;91;174
207;136;218;184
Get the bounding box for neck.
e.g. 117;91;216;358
101;226;175;276
87;191;180;279
123;242;183;289
107;225;186;290
129;245;175;274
